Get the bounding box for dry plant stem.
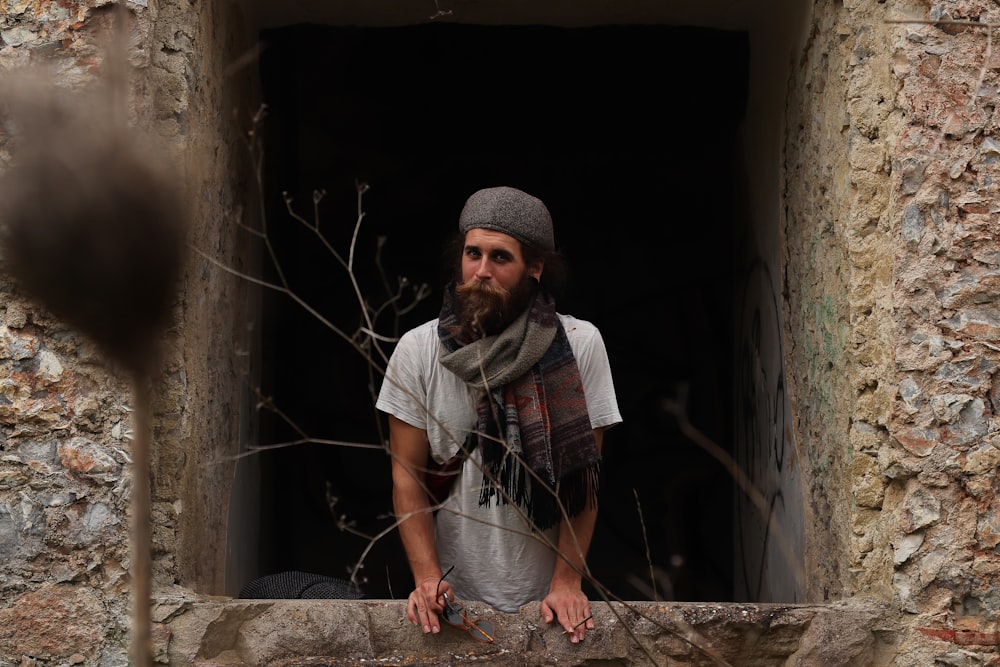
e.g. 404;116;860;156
562;615;593;634
671;408;807;592
633;488;658;601
884;18;1000;28
129;370;153;667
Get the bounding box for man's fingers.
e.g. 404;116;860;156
408;592;441;634
559;612;592;641
539;601;554;624
407;597;420;627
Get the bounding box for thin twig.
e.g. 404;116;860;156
633;488;659;602
663;398;807;593
129;371;153;667
562;615;593;634
884;18;1000;28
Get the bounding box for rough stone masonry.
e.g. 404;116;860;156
1;0;1000;666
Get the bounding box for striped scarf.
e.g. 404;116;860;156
438;284;600;530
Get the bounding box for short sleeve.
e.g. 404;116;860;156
562;316;623;430
375;327;430;430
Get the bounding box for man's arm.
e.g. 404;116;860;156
540;427;606;643
388;414;451;634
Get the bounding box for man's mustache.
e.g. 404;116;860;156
456;279;509;298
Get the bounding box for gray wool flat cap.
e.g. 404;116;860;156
458;186;554;252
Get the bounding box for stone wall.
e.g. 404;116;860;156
1;0;1000;665
1;4;158;664
0;0;258;664
147;0;260;596
159;598;894;667
886;0;1000;648
784;0;1000;662
784;0;902;602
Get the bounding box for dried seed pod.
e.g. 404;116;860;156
0;75;187;376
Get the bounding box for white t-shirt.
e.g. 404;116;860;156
376;314;622;612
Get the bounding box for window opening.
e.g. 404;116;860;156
250;22;748;602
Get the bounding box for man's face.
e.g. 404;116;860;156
454;228;542;338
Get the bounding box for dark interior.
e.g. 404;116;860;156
254;22;748;602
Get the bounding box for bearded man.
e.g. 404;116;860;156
376;186;622;643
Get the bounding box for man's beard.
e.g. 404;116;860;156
454;273;537;340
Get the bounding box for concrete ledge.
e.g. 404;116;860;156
155;595;894;666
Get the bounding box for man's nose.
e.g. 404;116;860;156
473;258;492;279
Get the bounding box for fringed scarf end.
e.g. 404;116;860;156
527;462;601;532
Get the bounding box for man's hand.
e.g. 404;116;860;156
407;576;452;634
390;416;449;635
540;582;593;643
541;427;604;643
